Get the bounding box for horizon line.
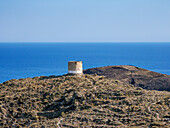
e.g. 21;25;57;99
0;42;170;43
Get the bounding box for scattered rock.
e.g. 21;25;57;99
0;74;170;127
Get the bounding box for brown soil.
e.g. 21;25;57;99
84;65;170;91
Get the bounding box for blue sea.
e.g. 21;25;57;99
0;43;170;83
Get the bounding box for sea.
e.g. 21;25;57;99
0;42;170;83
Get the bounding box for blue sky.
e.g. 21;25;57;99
0;0;170;42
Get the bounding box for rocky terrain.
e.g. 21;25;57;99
84;65;170;91
0;74;170;127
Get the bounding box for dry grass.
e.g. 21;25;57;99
0;74;170;127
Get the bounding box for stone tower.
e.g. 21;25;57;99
68;61;83;74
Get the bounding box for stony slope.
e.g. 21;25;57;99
84;65;170;91
0;74;170;127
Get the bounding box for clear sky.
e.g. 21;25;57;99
0;0;170;42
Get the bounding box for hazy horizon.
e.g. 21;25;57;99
0;42;170;43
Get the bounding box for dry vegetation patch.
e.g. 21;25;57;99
0;74;170;127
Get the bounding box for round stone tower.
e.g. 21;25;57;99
68;61;83;74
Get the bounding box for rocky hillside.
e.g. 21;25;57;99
0;74;170;127
84;65;170;91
